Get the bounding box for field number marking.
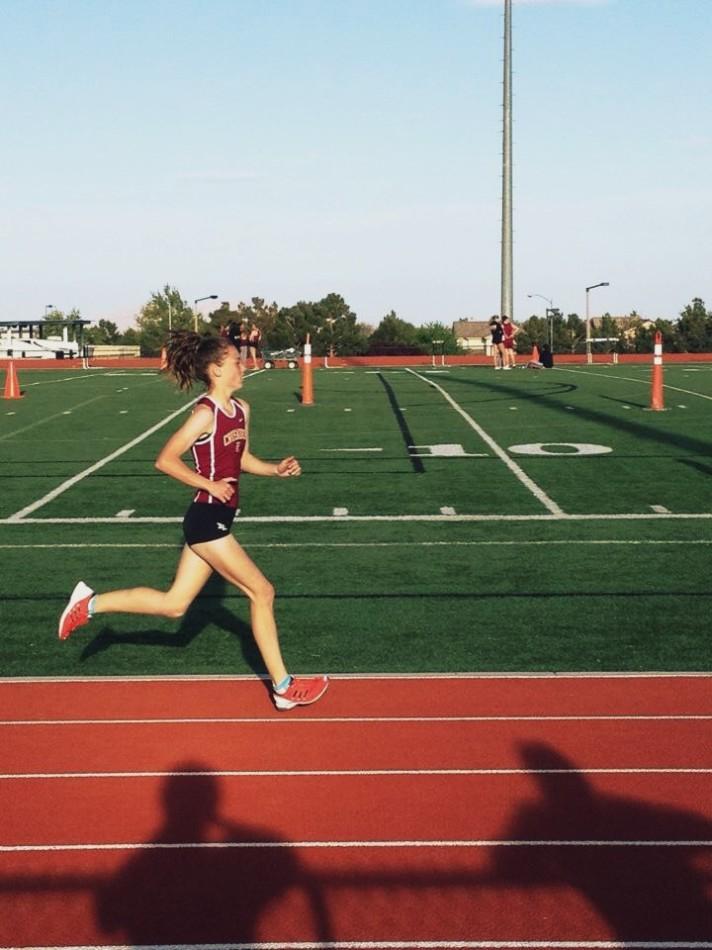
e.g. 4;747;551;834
508;443;612;457
406;369;564;516
408;443;487;458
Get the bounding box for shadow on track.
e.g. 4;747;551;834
79;574;265;677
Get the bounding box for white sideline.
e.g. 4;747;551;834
5;371;265;522
8;512;712;525
2;539;712;550
553;367;712;402
405;369;563;515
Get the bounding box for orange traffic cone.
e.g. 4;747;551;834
301;334;314;405
649;331;664;411
531;343;540;363
2;361;23;399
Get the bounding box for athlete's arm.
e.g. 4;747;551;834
155;404;237;503
238;399;301;478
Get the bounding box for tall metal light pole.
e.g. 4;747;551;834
193;295;218;333
585;282;609;362
500;0;513;322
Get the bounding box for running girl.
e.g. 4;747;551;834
57;331;328;710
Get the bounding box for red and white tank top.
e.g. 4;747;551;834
191;396;247;509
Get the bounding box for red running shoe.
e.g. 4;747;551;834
58;581;94;640
274;674;329;711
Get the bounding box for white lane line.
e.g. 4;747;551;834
554;367;712;402
0;394;107;444
3;715;711;726
2;839;710;853
2;671;711;684
4;371;265;521
321;447;383;452
2;768;711;779
405;369;564;516
4;943;712;950
3;539;712;551
4;942;711;950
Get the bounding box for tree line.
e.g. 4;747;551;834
44;291;712;357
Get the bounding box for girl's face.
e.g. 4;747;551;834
212;344;243;391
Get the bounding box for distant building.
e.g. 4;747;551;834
452;319;493;354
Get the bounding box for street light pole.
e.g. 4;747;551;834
193;295;218;333
527;293;555;350
168;299;172;332
585;282;610;363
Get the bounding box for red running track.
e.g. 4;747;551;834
0;674;711;948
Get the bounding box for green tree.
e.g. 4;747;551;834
134;286;196;356
677;298;711;352
269;293;367;356
368;311;423;355
414;321;461;355
85;319;120;345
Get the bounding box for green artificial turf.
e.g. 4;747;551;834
1;363;711;676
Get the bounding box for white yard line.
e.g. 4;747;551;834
2;539;712;550
554;367;712;402
0;394;108;443
405;369;563;516
4;371;264;522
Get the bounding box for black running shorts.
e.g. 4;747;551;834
183;501;236;545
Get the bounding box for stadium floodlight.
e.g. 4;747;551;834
585;282;610;361
193;295;219;332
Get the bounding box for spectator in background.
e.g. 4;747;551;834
248;323;262;371
489;317;505;370
238;322;250;367
501;316;519;369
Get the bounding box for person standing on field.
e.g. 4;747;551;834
501;315;519;369
489;317;505;370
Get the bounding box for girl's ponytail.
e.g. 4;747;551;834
165;331;228;391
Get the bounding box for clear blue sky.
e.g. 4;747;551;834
1;0;709;329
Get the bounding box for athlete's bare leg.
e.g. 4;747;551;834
92;545;213;618
190;534;289;686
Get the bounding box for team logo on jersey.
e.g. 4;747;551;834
223;428;246;447
216;522;228;532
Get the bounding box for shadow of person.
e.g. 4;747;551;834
80;575;266;677
96;762;331;946
490;742;712;942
